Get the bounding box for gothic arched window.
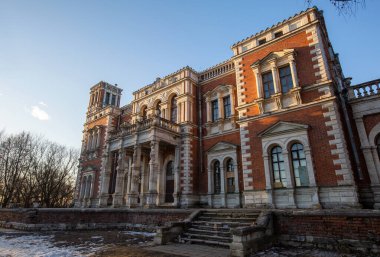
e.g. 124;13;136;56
141;106;147;120
291;143;308;187
170;96;177;123
271;146;286;188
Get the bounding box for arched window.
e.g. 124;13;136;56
376;134;380;159
271;146;286;188
214;161;221;194
291;143;308;187
141;106;147;120
170;96;177;123
226;159;235;193
156;101;162;117
165;161;174;203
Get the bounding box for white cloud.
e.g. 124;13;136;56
30;106;49;121
38;101;48;107
0;93;3;96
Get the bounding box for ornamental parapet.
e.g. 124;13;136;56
109;116;180;139
348;79;380;101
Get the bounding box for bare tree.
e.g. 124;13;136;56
0;131;79;208
307;0;365;15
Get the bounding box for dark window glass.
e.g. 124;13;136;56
291;143;308;187
376;135;380;159
271;146;287;188
105;92;110;105
258;38;266;45
211;100;219;122
262;72;275;98
214;161;221;194
170;97;177;123
111;94;116;106
166;161;174;179
274;31;283;38
279;65;293;93
223;96;231;118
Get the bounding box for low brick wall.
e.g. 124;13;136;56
274;210;380;255
0;208;192;231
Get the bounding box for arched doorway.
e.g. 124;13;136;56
165;161;174;203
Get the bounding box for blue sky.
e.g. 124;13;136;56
0;0;379;149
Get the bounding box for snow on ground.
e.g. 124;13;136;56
122;231;156;237
0;233;89;257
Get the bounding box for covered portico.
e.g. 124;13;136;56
99;116;181;208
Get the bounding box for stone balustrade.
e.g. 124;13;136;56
348;79;380;100
110;116;180;139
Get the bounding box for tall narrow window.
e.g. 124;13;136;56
376;135;380;159
214;161;221;194
271;146;286;188
211;100;219;122
111;94;116;106
170;97;177;123
291;143;308;187
279;65;293;93
262;72;275;98
226;159;235;193
105;92;110;105
223;96;231;118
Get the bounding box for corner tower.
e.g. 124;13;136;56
74;81;122;208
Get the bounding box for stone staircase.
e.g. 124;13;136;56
178;210;261;247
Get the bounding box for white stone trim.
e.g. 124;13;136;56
322;102;354;186
239;123;253;190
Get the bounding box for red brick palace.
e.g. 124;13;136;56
74;7;380;209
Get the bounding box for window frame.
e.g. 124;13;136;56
262;71;275;99
211;99;219;122
271;146;287;188
290;143;308;187
223;96;231;118
279;65;293;94
214;161;221;194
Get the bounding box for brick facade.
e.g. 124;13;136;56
74;7;380;209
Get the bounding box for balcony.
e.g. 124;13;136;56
348;79;380;101
109;116;180;139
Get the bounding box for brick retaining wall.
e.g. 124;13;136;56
274;210;380;254
0;208;192;231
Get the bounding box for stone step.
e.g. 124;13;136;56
190;224;231;232
201;211;260;218
197;216;256;223
192;220;253;228
187;227;231;237
180;237;230;248
182;232;232;243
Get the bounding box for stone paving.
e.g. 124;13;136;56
148;243;229;257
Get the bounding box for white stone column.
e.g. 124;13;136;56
127;145;141;207
283;150;297;208
173;144;181;206
220;165;226;207
229;88;235;117
147;140;159;207
356;117;380;185
124;156;131;204
217;92;223;119
113;149;125;207
288;55;299;88
252;66;263;99
206;97;211;122
140;155;147;207
270;61;280;94
99;152;111;207
263;154;274;207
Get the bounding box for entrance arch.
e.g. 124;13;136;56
165;161;174;203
